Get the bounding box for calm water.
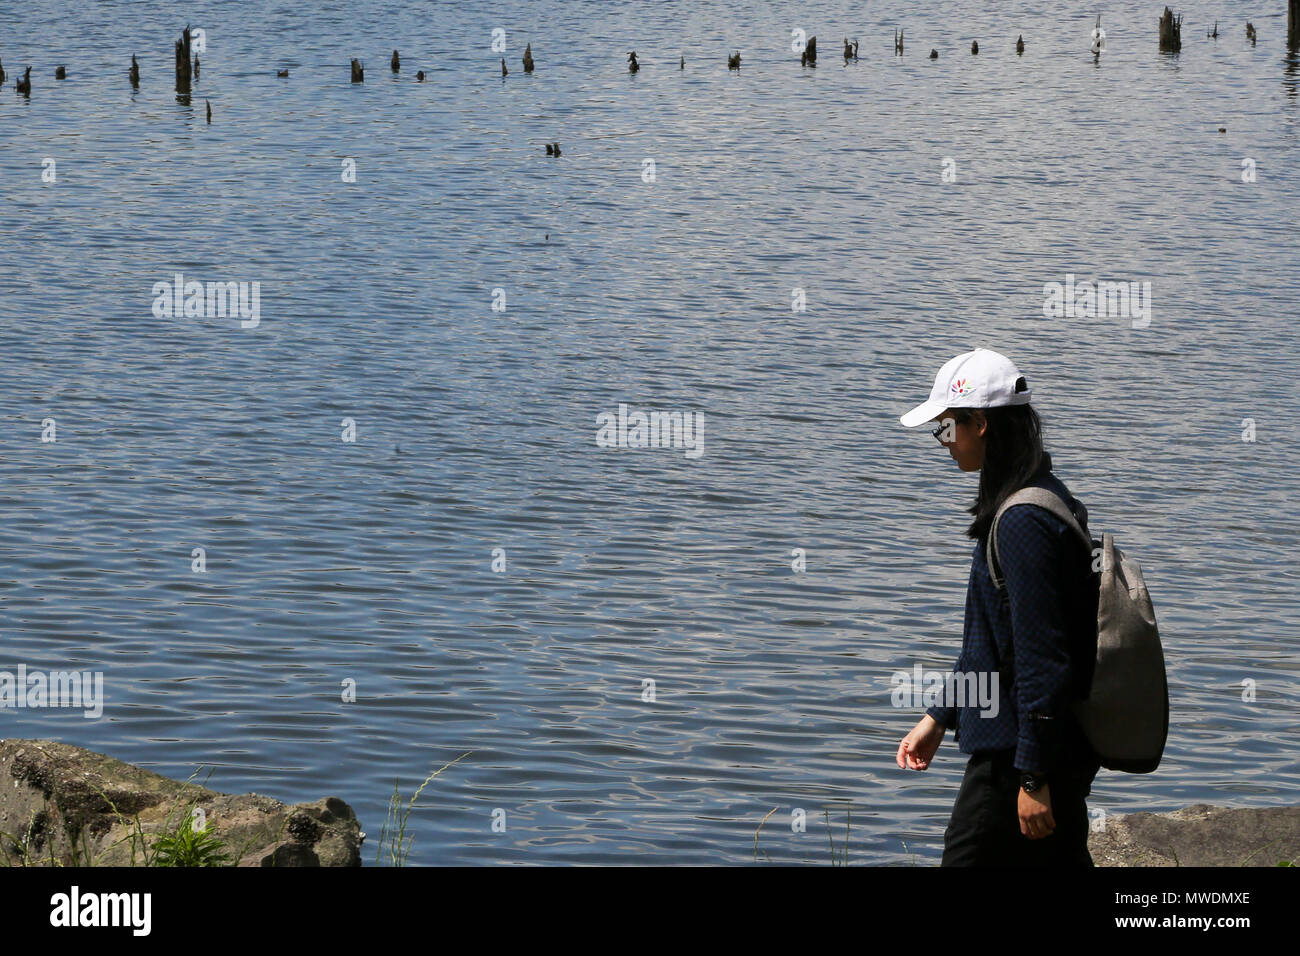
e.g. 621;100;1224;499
2;0;1298;865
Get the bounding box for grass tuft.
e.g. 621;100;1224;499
375;752;472;867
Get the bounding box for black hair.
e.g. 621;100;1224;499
959;395;1049;540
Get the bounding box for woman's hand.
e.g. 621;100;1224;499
1018;784;1055;839
897;714;945;770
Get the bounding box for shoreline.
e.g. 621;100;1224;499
3;738;1295;866
0;739;361;866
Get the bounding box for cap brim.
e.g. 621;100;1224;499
900;398;948;428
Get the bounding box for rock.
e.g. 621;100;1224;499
0;739;360;867
1089;803;1300;866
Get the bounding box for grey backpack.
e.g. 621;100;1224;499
988;487;1169;774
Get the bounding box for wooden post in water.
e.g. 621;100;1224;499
800;35;817;66
1159;7;1182;52
175;26;192;92
1290;0;1300;50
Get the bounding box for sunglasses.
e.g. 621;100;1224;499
931;412;974;443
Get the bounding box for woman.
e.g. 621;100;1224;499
895;348;1101;866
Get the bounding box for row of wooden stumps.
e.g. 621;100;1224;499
12;15;1294;102
500;44;535;76
620;15;1289;68
197;15;1298;88
7;27;199;96
1156;6;1286;53
348;49;423;81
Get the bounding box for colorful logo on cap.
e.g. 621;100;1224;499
950;378;974;396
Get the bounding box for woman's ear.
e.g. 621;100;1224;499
973;411;988;438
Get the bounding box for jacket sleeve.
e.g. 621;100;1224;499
926;668;959;731
996;505;1074;774
925;562;974;732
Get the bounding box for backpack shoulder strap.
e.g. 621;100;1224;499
987;487;1092;589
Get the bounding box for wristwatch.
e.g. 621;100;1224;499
1020;771;1048;793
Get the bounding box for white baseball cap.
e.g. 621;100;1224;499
899;348;1032;427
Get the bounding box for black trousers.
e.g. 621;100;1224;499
940;745;1100;867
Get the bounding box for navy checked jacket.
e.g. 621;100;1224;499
925;461;1099;775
